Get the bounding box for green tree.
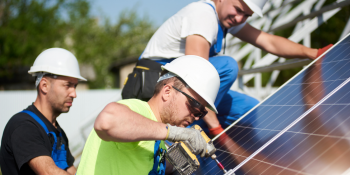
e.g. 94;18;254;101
0;0;156;89
0;0;67;78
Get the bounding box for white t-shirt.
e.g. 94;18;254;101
141;0;246;59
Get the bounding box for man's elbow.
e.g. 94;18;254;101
94;117;111;141
94;103;116;141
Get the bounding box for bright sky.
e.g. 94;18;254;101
90;0;197;27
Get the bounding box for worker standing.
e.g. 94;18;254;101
77;55;220;174
123;0;333;136
0;48;86;175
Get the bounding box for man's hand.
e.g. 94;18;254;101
166;124;207;157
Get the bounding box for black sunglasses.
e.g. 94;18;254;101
172;86;208;118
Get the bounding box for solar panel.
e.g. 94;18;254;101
195;33;350;175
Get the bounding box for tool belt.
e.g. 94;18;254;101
122;59;162;101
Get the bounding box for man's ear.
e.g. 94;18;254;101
161;84;172;102
39;77;50;94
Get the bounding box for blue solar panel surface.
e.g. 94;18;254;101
194;34;350;175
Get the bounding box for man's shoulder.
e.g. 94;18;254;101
180;1;215;15
117;99;147;107
6;111;37;129
178;1;218;28
117;99;148;111
3;110;46;140
117;99;155;120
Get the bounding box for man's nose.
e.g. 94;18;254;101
235;14;245;23
70;89;77;98
191;113;200;121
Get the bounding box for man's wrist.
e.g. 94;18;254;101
307;48;318;60
209;125;224;136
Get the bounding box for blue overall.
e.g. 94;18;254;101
20;110;69;170
152;3;259;134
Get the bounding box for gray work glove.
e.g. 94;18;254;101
166;124;207;157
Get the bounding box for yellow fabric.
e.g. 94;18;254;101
77;99;161;175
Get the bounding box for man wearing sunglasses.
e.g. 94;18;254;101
77;55;220;175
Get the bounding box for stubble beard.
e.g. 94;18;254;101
160;96;178;126
48;92;70;116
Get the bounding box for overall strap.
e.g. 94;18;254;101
21;110;49;134
204;2;227;57
20;110;68;170
149;140;166;175
20;110;58;144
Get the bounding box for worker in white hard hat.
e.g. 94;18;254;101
0;48;86;175
77;55;220;175
123;0;333;137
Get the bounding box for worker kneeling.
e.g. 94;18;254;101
77;55;220;175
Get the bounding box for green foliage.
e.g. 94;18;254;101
0;0;155;89
0;0;67;77
311;0;350;47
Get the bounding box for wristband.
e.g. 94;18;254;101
165;124;170;140
209;125;224;136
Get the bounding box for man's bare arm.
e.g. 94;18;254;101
28;156;70;175
94;102;168;142
235;23;318;59
185;35;211;60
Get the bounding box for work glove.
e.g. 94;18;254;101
316;44;333;58
166;124;207;157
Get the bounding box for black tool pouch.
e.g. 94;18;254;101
122;59;162;101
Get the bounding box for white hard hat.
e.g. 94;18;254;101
161;55;220;114
28;48;87;81
243;0;268;17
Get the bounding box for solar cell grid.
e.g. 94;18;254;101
194;34;350;175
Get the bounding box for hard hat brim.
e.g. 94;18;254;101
243;0;263;17
28;66;87;81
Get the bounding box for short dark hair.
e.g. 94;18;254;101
153;70;187;96
36;74;58;93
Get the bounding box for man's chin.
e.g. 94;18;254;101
61;107;71;113
225;21;242;28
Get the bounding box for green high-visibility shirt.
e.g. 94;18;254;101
77;99;167;175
